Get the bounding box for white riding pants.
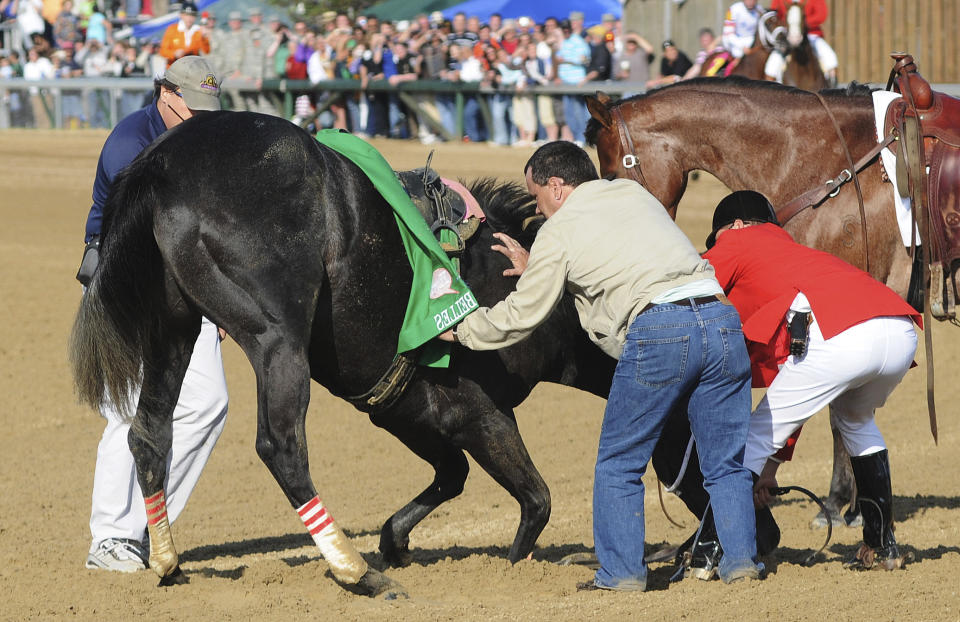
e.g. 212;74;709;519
743;313;917;475
89;317;228;549
764;34;839;81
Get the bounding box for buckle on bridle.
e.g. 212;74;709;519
824;169;852;198
622;154;638;169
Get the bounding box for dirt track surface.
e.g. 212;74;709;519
1;131;958;621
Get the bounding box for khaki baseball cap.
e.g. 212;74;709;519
164;56;221;111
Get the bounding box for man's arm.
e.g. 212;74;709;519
452;230;567;350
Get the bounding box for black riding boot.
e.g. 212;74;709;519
844;450;908;570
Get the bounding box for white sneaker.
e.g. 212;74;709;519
85;538;148;573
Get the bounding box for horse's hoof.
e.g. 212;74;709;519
157;565;188;587
644;545;680;564
843;509;863;527
810;511;846;529
355;568;408;600
557;552;600;568
380;546;413;568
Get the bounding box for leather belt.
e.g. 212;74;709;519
639;293;730;315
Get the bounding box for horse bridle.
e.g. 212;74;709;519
611;105;649;188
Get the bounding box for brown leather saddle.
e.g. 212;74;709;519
883;53;960;321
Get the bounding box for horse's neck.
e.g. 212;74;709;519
642;90;872;205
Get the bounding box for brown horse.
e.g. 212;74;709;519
774;2;828;91
585;77;916;527
699;7;825;92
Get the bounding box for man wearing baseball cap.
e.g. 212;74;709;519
78;55;227;573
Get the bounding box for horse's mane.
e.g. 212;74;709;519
585;77;878;146
466;177;541;245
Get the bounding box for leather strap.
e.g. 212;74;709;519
776;133;894;226
612;105;648;187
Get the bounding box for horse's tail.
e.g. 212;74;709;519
70;156;169;418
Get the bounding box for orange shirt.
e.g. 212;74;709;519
159;21;210;66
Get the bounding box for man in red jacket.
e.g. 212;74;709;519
702;190;919;571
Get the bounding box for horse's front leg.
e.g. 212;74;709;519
128;325;199;585
250;337;407;599
371;399;470;567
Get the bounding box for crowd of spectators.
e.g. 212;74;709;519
1;2;701;144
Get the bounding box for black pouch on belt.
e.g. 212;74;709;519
76;236;100;287
788;311;810;358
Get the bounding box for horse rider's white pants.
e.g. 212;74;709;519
742;306;917;476
89;317;228;550
764;34;839;81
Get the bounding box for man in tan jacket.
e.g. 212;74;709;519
439;141;763;590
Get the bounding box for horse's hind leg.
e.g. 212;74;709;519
814;409;860;528
370;412;470;566
454;403;551;563
127;319;200;584
245;335;406;598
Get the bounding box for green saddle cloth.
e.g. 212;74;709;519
315;129;478;368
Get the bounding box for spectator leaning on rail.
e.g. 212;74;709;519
646;39;693;89
438;141;764;591
613;31;654;96
683;27;725;79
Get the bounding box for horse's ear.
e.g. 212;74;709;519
586;93;613;129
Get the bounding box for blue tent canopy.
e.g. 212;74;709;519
441;0;621;26
116;0;287;42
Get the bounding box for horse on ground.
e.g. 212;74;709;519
585;78;923;527
70;111;624;597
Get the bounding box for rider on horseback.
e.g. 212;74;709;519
722;0;766;60
764;0;838;84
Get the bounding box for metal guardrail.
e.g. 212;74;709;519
2;75;958;131
0;76;646;131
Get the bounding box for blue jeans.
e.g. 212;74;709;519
562;94;588;143
462;94;485;142
593;298;759;589
489;92;513;145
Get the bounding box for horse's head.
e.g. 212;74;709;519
585;91;685;218
584;93;629;180
784;1;808;49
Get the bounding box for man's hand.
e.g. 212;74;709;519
437;329;456;342
753;458;781;508
491;232;529;277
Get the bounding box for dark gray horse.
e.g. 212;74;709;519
70;112;618;596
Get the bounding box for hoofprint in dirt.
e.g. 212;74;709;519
1;131;957;621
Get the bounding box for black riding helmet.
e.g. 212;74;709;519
705;190;780;249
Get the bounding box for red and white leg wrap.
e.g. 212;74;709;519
144;490;179;577
297;496;367;583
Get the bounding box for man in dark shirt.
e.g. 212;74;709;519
584;28;613;82
646;39;693;88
